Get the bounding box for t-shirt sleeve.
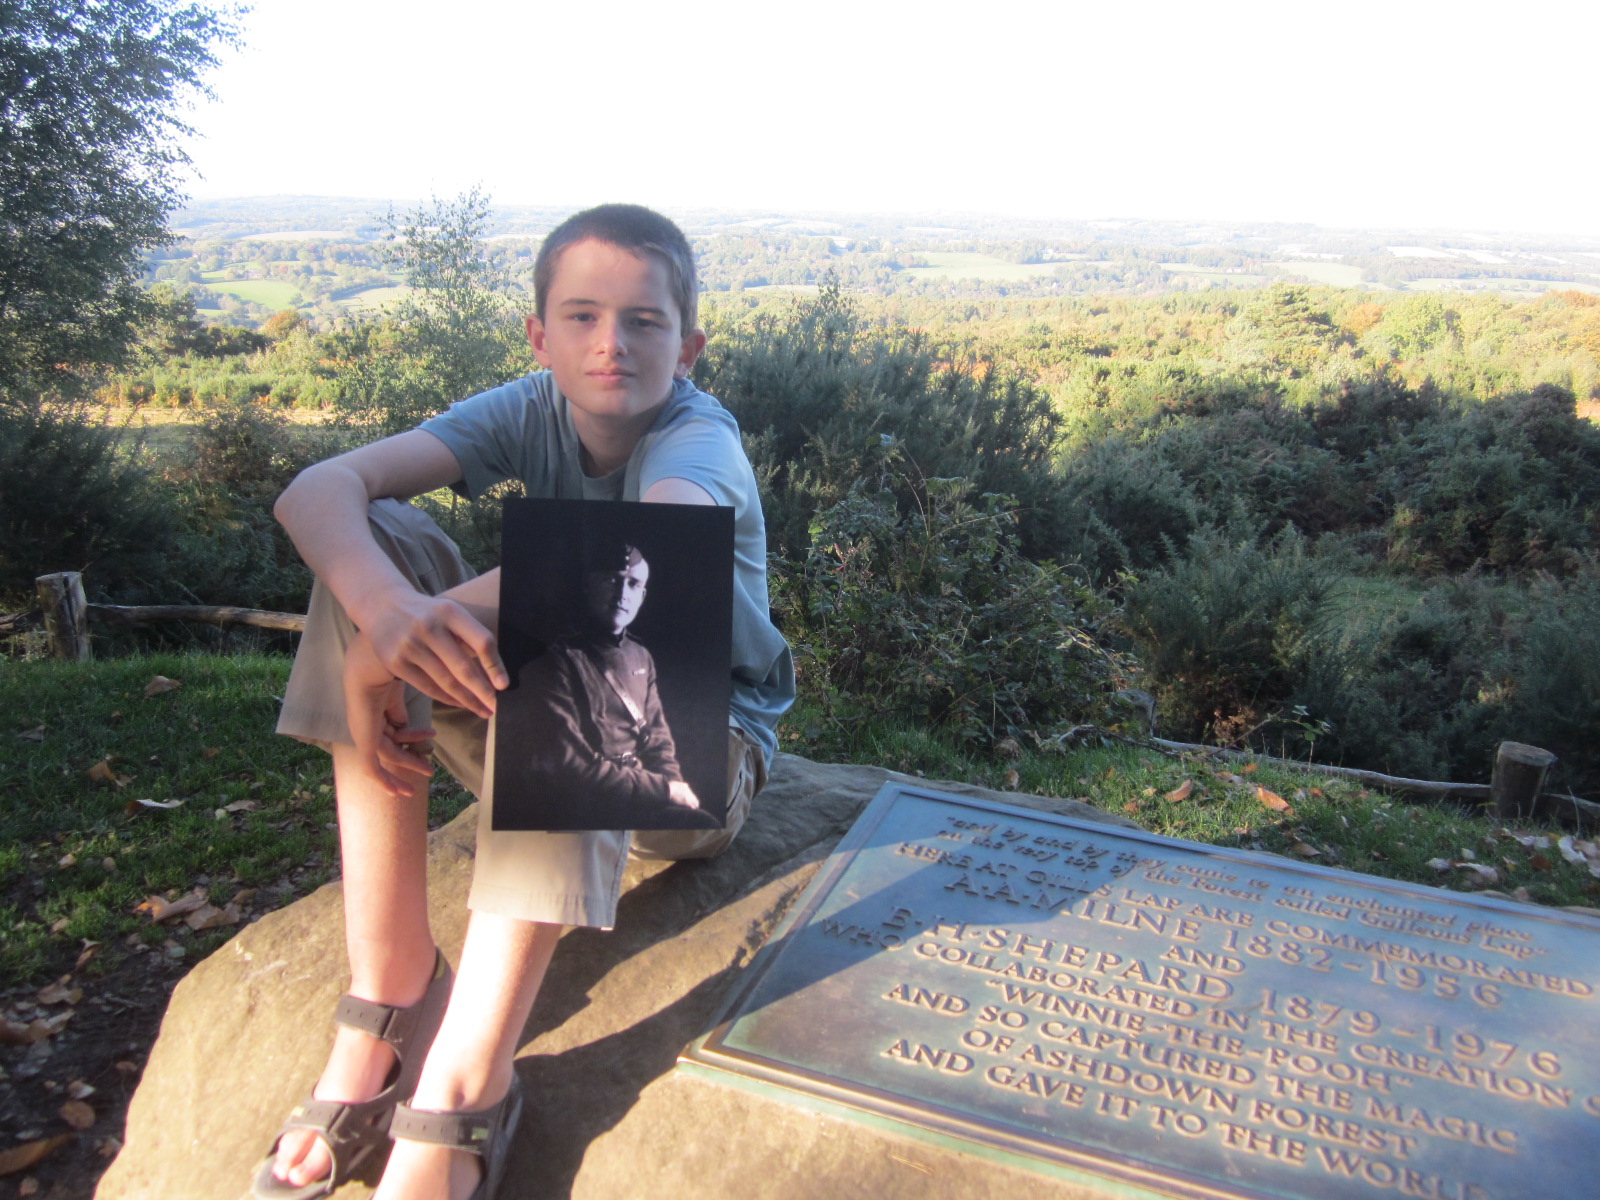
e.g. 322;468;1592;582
418;378;537;500
636;410;749;508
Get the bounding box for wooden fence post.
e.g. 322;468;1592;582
36;571;92;661
1491;741;1557;821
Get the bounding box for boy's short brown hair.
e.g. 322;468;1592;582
534;204;699;336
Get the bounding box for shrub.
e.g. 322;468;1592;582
698;285;1066;562
1121;525;1343;744
0;398;186;607
772;469;1126;744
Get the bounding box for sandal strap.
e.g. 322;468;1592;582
331;951;452;1054
389;1104;498;1154
332;993;401;1039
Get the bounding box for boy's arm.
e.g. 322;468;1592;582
276;429;507;717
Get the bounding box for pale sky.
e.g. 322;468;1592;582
179;0;1600;238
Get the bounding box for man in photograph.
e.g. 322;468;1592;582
515;540;717;830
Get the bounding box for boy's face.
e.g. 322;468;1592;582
526;239;705;439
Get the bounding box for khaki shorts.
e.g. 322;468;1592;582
276;499;767;930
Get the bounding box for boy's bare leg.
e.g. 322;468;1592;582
272;744;437;1188
376;914;561;1200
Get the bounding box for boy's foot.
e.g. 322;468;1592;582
380;1077;523;1200
256;953;453;1198
267;1022;403;1189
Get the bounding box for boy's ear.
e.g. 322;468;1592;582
675;328;707;378
526;315;552;368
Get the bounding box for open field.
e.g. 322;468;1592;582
901;252;1067;282
1270;261;1366;287
199;279;303;307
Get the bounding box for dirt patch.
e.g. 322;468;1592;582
1;953;192;1199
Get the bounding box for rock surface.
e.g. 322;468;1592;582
97;754;1134;1200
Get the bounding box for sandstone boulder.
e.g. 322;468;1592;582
97;755;1133;1200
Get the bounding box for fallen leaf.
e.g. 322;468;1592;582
16;726;45;742
0;1019;35;1046
135;890;208;923
19;1176;39;1196
125;797;184;813
85;760;118;786
142;675;181;697
58;1099;95;1130
1123;801;1141;814
1255;787;1295;816
1558;836;1587;866
100;856;117;872
36;977;80;1006
1165;779;1194;802
97;1136;122;1159
1512;887;1532;903
1458;863;1500;886
1426;858;1454;871
1241;763;1258;774
73;943;100;971
65;1081;94;1100
1459;847;1476;861
224;799;258;813
1288;841;1322;857
182;902;240;931
1001;769;1019;790
201;747;221;760
57;853;76;868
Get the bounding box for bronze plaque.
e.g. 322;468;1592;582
687;783;1600;1199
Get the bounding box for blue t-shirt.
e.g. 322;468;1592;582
419;372;793;765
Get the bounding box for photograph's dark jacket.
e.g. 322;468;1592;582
519;630;686;828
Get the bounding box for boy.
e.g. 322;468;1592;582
256;205;793;1200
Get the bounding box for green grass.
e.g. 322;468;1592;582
901;253;1066;282
8;653;1594;987
0;653;471;984
780;699;1600;912
204;279;303;307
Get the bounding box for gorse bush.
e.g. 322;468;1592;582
700;284;1066;562
771;466;1127;744
1120;526;1343;745
0;399;186;607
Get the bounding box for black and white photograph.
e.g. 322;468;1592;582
491;498;734;831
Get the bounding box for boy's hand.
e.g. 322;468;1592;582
345;633;437;797
363;591;507;719
668;780;701;810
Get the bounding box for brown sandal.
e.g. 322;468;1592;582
252;951;455;1200
388;1074;524;1200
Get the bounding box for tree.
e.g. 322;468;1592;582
0;0;237;391
332;189;528;434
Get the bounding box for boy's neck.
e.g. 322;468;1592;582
571;386;678;477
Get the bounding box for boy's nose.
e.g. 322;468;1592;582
596;317;626;356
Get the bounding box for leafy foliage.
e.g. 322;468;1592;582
0;400;184;606
0;0;237;389
772;466;1126;744
330;189;528;434
699;284;1066;561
